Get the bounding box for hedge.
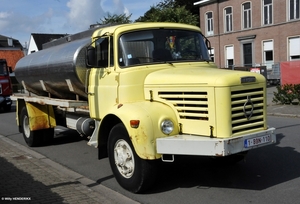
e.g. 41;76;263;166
273;84;300;105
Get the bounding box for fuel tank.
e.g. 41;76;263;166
15;37;91;100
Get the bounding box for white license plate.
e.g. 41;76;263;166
244;135;271;148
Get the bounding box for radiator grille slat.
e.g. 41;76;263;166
231;88;265;135
158;91;208;120
232;109;264;118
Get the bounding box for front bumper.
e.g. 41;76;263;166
156;127;276;156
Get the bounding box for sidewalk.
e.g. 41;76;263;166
267;86;300;118
0;135;138;204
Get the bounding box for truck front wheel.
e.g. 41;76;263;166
108;123;157;193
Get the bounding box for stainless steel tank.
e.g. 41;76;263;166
15;37;91;100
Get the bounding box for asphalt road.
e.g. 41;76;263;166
1;104;300;203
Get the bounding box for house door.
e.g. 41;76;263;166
243;43;252;67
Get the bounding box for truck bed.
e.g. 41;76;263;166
11;94;88;108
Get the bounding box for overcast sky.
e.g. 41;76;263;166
0;0;161;47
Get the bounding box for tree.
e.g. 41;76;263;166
98;13;132;24
135;0;198;26
174;0;200;16
152;0;199;16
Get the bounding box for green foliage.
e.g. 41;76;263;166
135;0;198;26
273;84;300;105
155;0;199;15
136;6;197;25
97;1;199;26
157;0;176;8
99;13;132;24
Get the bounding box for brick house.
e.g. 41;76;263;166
0;35;24;71
194;0;300;69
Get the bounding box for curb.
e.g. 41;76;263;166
0;135;139;204
267;112;300;118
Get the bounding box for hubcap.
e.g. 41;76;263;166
23;115;30;138
114;139;135;178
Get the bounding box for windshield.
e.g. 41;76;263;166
0;63;8;76
118;29;210;67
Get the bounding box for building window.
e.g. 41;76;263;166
206;12;214;36
225;45;234;68
224;7;233;32
289;36;300;60
242;2;252;29
263;0;273;25
263;40;274;69
289;0;300;20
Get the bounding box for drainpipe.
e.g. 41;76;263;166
217;0;221;68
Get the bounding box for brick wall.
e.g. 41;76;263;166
0;50;24;71
197;0;300;68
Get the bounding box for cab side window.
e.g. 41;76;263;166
0;63;7;75
95;37;113;67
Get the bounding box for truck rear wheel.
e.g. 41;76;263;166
21;107;42;147
108;123;157;193
20;107;54;146
42;128;54;144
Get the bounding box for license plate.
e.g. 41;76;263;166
244;135;271;148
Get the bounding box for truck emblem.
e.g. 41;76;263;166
243;96;254;120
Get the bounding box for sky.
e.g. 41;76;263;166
0;0;161;47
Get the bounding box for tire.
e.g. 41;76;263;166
42;128;54;145
20;107;42;147
108;123;158;193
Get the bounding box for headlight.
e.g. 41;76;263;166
161;120;174;135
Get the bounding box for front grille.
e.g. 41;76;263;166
158;91;208;120
231;87;265;135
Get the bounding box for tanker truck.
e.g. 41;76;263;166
12;22;276;193
0;59;12;112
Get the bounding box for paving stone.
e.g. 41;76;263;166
0;136;138;204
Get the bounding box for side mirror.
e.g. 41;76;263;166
205;39;212;50
86;46;96;67
9;67;12;73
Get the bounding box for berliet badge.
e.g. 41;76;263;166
243;95;254;120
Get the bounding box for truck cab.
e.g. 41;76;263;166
0;59;12;112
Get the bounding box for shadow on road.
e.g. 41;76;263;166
51;128;85;146
145;133;300;194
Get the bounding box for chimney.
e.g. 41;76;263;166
7;38;13;47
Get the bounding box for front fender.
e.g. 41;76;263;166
109;101;179;160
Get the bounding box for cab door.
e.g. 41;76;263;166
88;37;119;119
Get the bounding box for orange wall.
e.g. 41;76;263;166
0;50;24;71
281;61;300;85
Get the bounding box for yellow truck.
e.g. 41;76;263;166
12;22;276;193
